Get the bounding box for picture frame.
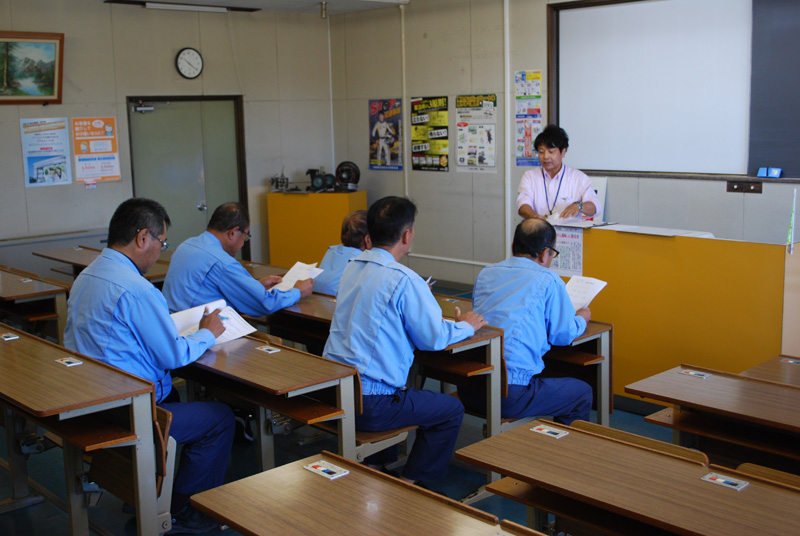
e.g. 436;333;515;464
0;31;64;105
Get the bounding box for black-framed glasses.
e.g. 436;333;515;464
549;247;560;259
238;228;251;242
137;228;169;252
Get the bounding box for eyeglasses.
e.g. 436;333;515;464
238;228;251;242
549;247;560;259
137;228;169;252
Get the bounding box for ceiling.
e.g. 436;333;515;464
106;0;409;15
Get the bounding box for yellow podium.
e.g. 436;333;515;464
267;191;367;268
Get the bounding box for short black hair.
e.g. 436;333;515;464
534;124;569;152
341;210;368;248
367;196;417;247
107;198;170;248
208;202;249;233
512;218;556;258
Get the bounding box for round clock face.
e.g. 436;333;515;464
176;48;203;79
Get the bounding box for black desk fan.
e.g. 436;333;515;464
334;161;360;191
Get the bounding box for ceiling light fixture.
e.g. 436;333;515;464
145;2;228;13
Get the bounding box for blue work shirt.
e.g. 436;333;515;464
162;231;300;315
63;248;216;403
314;244;362;296
323;248;475;395
473;256;586;386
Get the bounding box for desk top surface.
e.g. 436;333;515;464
188;335;355;395
456;420;799;536
740;355;800;387
192;451;529;536
0;268;67;300
238;260;287;280
0;324;152;417
625;365;800;434
32;246;169;280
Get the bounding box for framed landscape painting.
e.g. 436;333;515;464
0;31;64;105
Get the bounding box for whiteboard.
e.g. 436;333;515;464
558;0;752;174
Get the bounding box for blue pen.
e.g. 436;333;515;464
218;315;229;321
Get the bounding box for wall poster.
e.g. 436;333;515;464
411;96;449;172
455;94;497;173
515;70;543;167
71;117;121;183
20;117;72;187
369;99;403;171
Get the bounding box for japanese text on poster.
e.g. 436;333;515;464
369;99;403;171
455;94;496;173
20;118;72;188
550;226;583;277
411;96;449;172
515;70;543;167
71;117;121;183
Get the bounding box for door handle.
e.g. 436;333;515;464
197;203;208;212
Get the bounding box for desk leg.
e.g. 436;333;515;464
0;408;44;513
255;407;275;472
336;376;356;461
596;332;610;426
63;442;89;536
55;293;67;345
130;394;159;536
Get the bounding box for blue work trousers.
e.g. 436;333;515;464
359;389;464;481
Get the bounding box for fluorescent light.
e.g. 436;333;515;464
145;2;228;13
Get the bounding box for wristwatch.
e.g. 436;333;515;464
576;200;584;213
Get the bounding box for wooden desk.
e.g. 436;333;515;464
238;259;286;280
191;451;543;536
174;334;357;470
740;354;800;386
0;267;68;344
626;365;800;469
456;419;800;536
0;324;159;536
434;294;613;426
33;246;170;283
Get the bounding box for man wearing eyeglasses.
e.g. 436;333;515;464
64;198;234;534
163;202;313;315
456;218;593;425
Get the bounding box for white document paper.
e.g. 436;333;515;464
565;276;607;311
272;261;323;292
170;299;255;346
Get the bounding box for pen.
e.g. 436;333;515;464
218;315;229;321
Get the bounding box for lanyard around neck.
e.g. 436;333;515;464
542;166;566;215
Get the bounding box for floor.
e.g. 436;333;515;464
0;396;671;536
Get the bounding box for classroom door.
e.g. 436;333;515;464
128;98;247;256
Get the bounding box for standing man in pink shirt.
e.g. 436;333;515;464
517;125;602;221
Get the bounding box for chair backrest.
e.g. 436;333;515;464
154;407;172;495
736;462;800;489
568;419;709;466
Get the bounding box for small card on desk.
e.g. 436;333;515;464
530;424;569;439
255;345;280;354
55;357;83;367
1;333;20;341
680;369;712;379
702;472;749;491
781;358;800;366
303;460;349;480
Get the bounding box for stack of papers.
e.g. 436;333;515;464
272;261;324;292
170;299;255;346
565;276;607;311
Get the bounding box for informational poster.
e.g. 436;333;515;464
515;70;543;167
71;117;121;183
369;99;403;171
455;94;496;173
20;117;72;188
550;226;583;277
411;96;449;172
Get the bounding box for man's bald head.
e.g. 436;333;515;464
512;218;556;258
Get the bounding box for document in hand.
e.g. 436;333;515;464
272;261;324;292
565;276;607;311
170;299;255;346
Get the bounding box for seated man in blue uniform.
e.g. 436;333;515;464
314;210;371;296
457;218;593;425
64;198;234;535
162;202;313;314
323;196;487;485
